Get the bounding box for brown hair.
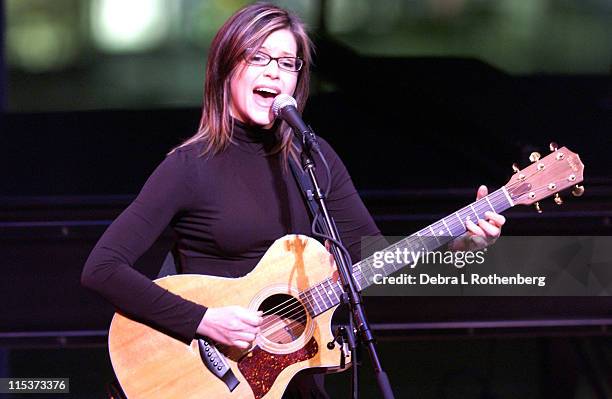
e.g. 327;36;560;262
174;2;313;159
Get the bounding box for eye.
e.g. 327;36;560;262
249;52;269;64
279;58;297;69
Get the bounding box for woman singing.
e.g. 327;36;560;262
82;3;504;398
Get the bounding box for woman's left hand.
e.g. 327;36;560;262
450;185;506;251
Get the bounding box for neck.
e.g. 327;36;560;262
231;118;280;154
298;187;515;317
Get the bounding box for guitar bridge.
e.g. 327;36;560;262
197;338;240;392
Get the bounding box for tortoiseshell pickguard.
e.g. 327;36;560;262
237;338;318;399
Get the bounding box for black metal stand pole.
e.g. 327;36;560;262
297;136;395;399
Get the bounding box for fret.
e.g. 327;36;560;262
336;281;343;298
353;263;364;290
491;191;503;212
484;195;495;213
378;261;390;278
367;261;382;286
421;231;438;252
306;289;319;314
406;236;421;251
387;258;400;273
492;189;514;214
454;212;466;231
445;216;463;237
478;198;490;213
368;259;380;284
415;232;428;251
300;291;317;316
324;280;342;310
327;279;340;302
385;262;400;278
315;284;328;309
311;288;323;314
474;200;486;219
309;291;317;315
321;281;333;304
414;234;424;251
441;218;453;237
469;204;479;221
432;222;447;238
363;261;376;289
428;226;442;245
501;186;514;207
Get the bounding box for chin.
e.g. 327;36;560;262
248;113;274;127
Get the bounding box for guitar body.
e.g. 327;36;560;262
109;235;349;398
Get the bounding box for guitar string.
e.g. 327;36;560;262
347;163;572;291
258;190;511;324
260;174;573;340
258;189;508;321
258;194;514;332
260;310;308;342
347;166;571;298
257;167;571;334
258;275;343;335
259;201;515;339
262;317;307;342
347;182;561;291
347;177;569;291
261;189;547;333
257;191;513;331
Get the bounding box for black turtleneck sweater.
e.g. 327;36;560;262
82;121;381;343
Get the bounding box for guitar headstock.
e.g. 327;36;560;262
504;143;584;210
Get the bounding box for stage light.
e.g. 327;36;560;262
91;0;168;52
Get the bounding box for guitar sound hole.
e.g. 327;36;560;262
258;294;307;344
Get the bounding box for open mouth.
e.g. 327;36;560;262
253;87;279;105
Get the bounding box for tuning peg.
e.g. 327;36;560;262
529;152;541;163
571;184;585;197
549;142;558;152
512;163;520;173
535;202;542;213
554;193;563;205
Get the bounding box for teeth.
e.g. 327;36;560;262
255;87;278;95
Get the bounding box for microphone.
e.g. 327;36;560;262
272;94;320;152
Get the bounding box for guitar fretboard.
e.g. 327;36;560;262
298;187;514;317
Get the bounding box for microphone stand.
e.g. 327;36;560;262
295;129;395;399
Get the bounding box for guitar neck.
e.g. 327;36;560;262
351;187;514;290
300;187;515;316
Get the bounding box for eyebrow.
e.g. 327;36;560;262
259;46;297;57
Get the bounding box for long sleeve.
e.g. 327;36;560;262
81;149;207;344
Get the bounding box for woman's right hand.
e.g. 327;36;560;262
197;306;263;349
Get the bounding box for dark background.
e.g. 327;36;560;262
2;0;612;398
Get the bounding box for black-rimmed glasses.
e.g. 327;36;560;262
244;50;303;72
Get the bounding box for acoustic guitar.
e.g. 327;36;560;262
108;145;584;398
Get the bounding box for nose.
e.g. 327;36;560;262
263;59;280;79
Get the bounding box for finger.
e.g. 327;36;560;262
231;331;256;342
230;319;260;335
329;253;336;268
233;340;251;349
469;235;488;250
466;219;486;237
476;185;488;200
484;211;506;227
238;311;263;327
478;219;501;238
